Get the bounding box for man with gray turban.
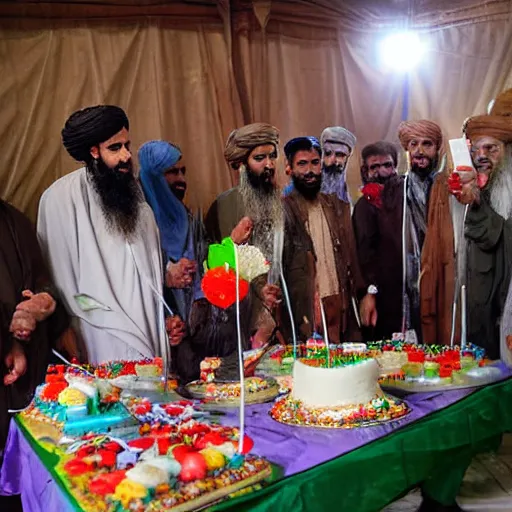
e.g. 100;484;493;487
320;126;357;203
37;105;182;365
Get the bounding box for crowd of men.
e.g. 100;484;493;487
2;91;512;481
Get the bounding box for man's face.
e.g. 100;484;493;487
407;137;437;172
164;156;187;201
288;149;322;199
90;127;132;173
364;154;396;183
322;142;350;173
245;144;277;193
470;136;505;176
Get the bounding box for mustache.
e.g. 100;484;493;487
323;163;344;175
115;160;132;171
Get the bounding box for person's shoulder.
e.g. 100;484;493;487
0;199;32;230
321;192;350;212
41;168;86;199
215;187;238;203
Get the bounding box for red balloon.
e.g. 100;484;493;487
201;267;249;309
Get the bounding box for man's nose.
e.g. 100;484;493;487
265;157;275;168
121;146;131;161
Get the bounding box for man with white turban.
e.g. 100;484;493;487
37;105;182;365
320;126;357;203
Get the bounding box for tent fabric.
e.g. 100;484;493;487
1;1;512;220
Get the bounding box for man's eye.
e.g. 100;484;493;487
324;151;332;156
312;159;320;165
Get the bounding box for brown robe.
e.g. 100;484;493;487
353;175;404;340
0;200;69;449
420;172;458;346
284;190;366;342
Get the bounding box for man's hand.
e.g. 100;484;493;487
261;284;281;311
15;290;56;322
359;294;377;327
4;340;27;386
165;258;197;288
231;217;253;245
165;315;186;346
9;310;37;341
448;166;481;205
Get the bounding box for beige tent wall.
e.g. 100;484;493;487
1;1;512;220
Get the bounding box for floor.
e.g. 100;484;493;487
383;434;512;511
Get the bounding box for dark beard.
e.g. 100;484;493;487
292;173;322;200
245;167;275;194
323;163;345;175
87;157;143;240
411;156;438;178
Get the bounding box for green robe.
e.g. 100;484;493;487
465;192;512;359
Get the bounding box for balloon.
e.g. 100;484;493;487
201;267;249;309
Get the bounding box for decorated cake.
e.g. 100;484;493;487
183;376;280;406
270;349;410;429
369;339;503;391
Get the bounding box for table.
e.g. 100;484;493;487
2;368;512;512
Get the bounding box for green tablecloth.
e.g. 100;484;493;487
210;378;512;511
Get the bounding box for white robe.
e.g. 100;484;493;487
37;167;167;365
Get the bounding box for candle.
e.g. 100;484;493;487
461;285;467;350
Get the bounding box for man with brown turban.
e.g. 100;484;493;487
204;123;310;351
37;105;183;365
449;90;512;359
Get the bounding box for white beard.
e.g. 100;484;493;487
489;146;512;220
238;170;284;260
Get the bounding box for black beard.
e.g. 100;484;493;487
292;173;322;200
245;167;275;194
323;163;345;175
170;183;186;201
411;156;438;178
87;157;143;240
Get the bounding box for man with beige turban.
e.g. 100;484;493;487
320;126;357;203
204;123;310;349
448;89;512;359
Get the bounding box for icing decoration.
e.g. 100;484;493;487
199;448;226;470
179;452;208;482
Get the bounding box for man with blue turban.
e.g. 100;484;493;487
139;140;208;381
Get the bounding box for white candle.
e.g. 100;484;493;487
461;285;467;349
319;299;330;367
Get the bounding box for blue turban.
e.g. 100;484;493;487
139;140;189;262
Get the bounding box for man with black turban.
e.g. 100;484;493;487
37;105;181;365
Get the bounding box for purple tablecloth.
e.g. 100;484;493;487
2;363;511;511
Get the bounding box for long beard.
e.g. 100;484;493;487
321;165;348;200
87;158;143;240
239;169;283;259
489;146;512;220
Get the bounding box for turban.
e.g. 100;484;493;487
463;115;512;144
62;105;129;163
224;123;279;169
139;140;188;263
320;126;356;152
397;120;443;151
488;88;512;116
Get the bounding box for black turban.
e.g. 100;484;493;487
61;105;129;162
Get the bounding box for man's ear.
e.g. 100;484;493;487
285;162;292;176
90;146;100;159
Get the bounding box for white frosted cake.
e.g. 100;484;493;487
292;358;382;408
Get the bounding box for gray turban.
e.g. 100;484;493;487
320;126;357;153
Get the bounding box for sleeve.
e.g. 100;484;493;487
465;193;504;252
281;201;315;340
203;200;222;244
352;198;379;287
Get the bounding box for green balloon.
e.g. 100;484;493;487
206;237;236;269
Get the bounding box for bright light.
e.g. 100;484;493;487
380;31;425;72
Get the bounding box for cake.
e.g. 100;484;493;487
270;356;410;429
292;358;382;408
